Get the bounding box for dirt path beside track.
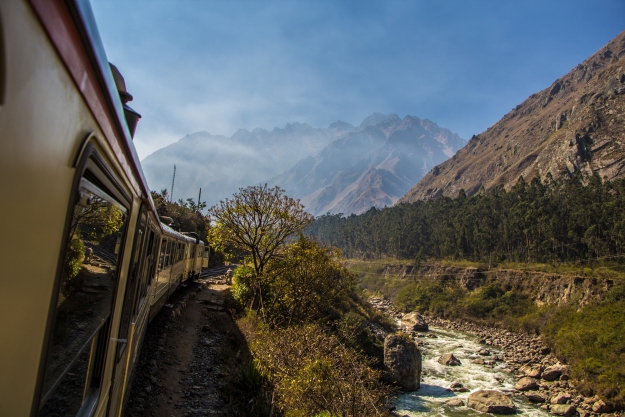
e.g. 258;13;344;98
124;276;249;417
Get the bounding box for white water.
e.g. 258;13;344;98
394;327;549;417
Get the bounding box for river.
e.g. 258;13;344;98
394;326;550;417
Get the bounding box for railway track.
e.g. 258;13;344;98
199;265;238;282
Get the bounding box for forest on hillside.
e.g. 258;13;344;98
310;172;625;266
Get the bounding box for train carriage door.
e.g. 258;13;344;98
108;207;148;416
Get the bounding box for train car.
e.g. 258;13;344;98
0;0;206;416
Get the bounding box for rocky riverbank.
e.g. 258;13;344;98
369;297;622;417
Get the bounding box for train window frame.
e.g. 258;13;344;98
35;142;132;416
0;9;5;106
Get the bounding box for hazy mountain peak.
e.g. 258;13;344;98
328;120;354;130
359;112;400;128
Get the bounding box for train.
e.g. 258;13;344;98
0;0;211;415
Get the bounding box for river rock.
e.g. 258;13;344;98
520;364;543;379
478;348;490;356
525;391;547;403
514;377;538;391
401;312;429;332
438;353;462;366
551;392;571;404
445;398;465;407
384;333;422;391
542;364;567;381
467;390;516;414
551;404;576;415
592;399;611;413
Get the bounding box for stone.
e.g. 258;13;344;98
467;390;516;414
445;398;465;407
542;364;567;381
439;353;462;366
400;312;429;332
478;348;490;356
592;399;611;413
520;364;543;379
551;392;572;404
551;404;576;415
525;391;547;403
384;333;422;391
514;377;539;391
449;381;463;389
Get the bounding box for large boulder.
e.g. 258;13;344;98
542;364;568;381
525;391;547;403
438;353;462;366
520;364;543;379
401;312;429;331
551;404;576;415
467;390;516;414
384;333;422;391
514;377;539;391
551;392;572;404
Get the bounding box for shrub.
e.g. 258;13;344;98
251;324;390;417
232;265;255;307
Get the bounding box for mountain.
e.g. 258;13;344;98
401;30;625;203
269;114;466;216
141;121;356;207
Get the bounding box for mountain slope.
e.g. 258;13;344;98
270;114;466;216
401;30;625;202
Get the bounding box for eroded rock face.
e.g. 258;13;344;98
467;390;516;414
401;312;429;332
384;333;422;391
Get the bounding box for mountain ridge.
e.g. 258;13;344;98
401;29;625;203
269;114;466;216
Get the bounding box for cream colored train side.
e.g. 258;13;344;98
0;0;207;416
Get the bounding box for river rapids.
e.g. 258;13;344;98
394;327;550;417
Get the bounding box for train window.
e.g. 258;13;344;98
159;238;167;270
165;240;172;267
39;179;128;416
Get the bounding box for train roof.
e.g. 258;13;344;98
31;0;158;221
161;223;203;245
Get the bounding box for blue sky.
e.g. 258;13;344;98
91;1;625;160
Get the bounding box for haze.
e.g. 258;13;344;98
91;0;625;160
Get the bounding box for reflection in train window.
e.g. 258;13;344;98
40;180;127;416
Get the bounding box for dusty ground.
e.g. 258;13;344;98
124;275;251;417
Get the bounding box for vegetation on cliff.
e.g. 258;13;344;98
210;185;392;416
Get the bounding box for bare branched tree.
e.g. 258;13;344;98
208;184;314;308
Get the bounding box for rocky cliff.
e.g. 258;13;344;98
366;262;614;308
401;30;625;202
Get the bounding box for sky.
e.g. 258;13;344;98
90;0;625;160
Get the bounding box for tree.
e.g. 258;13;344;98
262;236;354;327
209;185;314;307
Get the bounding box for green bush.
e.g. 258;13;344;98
232;265;255;307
